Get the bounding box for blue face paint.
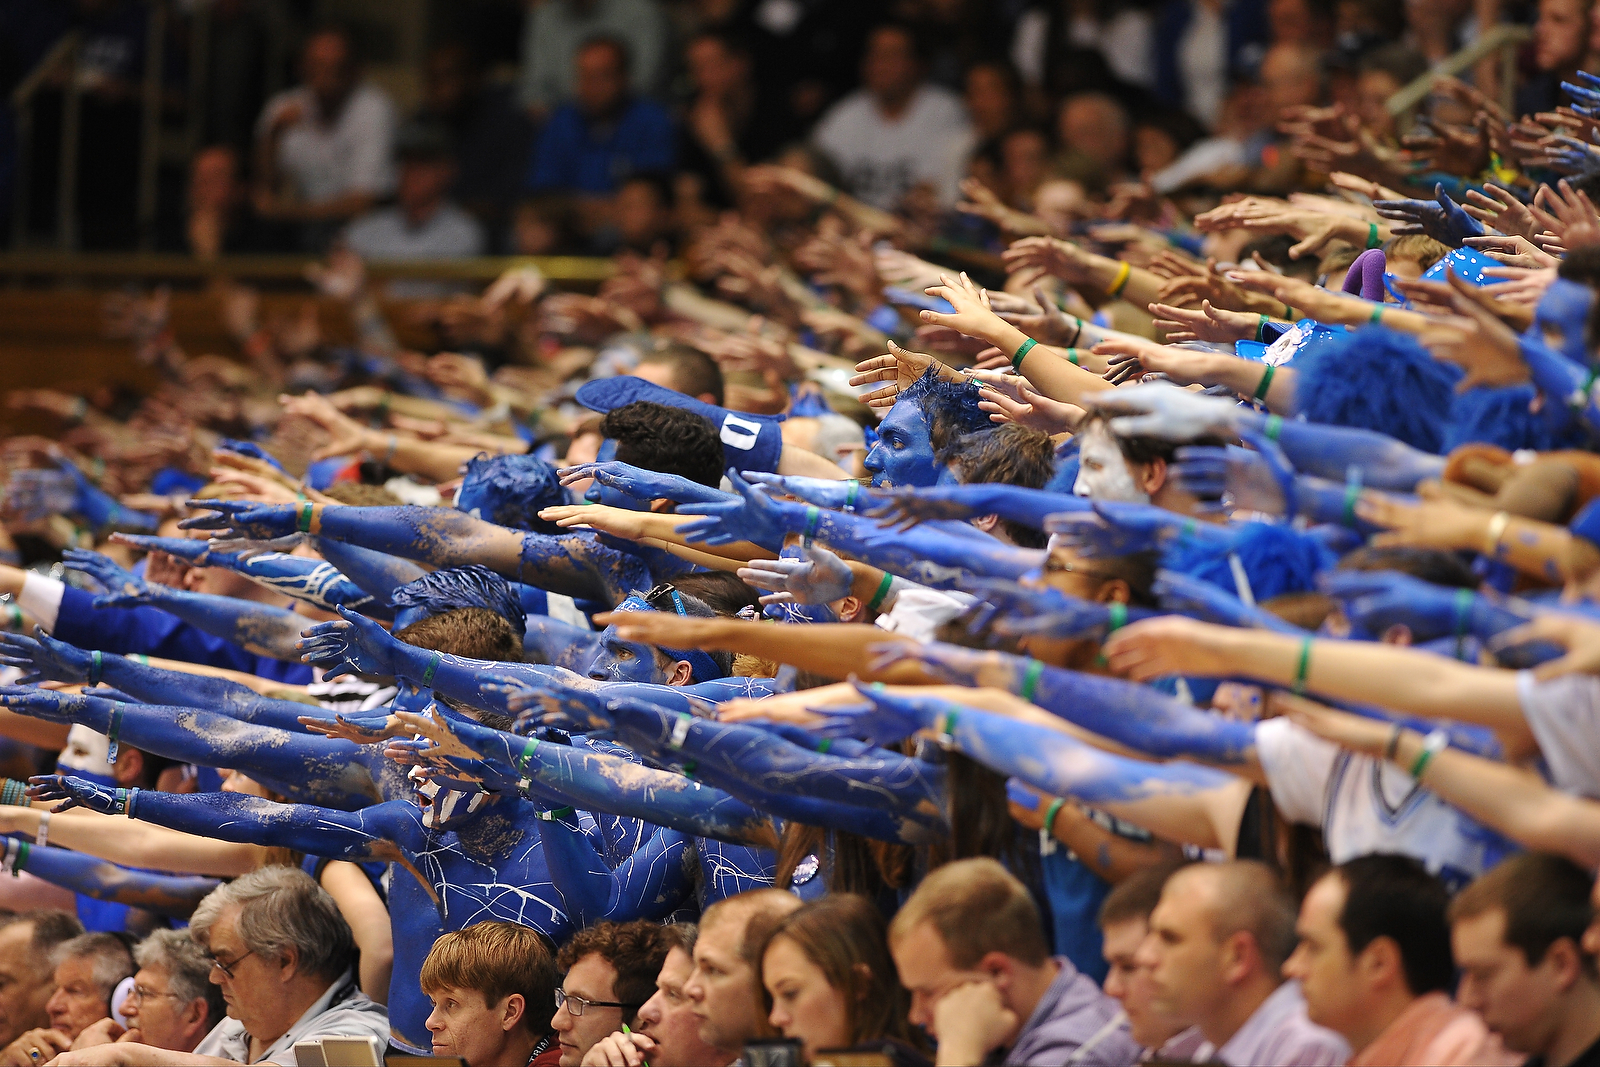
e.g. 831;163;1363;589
1533;278;1595;366
587;626;670;684
863;400;939;490
584;440;652;511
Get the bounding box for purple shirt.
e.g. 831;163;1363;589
1004;957;1143;1066
1193;981;1350;1067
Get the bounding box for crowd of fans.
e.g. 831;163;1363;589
11;0;1600;1066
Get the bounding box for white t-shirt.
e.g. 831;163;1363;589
259;83;398;204
1516;670;1600;799
1256;718;1510;892
343;203;486;298
813;85;973;210
874;581;973;642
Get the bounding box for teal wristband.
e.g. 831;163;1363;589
1265;414;1284;442
802;506;821;545
1107;602;1128;633
1253;363;1276;402
843;480;860;512
88;650;102;687
1042;797;1066;835
1342;469;1363;527
422;654;440;687
1019;659;1043;703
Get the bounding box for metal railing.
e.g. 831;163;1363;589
0;252;618;285
11;32;82;252
1385;23;1533;118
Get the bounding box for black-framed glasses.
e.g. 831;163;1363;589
644;583;688;616
207;949;256;980
554;989;641;1017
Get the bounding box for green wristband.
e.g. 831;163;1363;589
1019;659;1043;703
1265;414;1284;442
88;650;102;687
1367;222;1381;249
422;654;440;687
1042;797;1066;835
1369;304;1384;325
1293;636;1312;695
535;806;576;822
843;480;860;512
1256;314;1269;343
297;502;314;533
1011;338;1038;370
1342;469;1363;527
866;572;894;613
514;738;540;776
1253;363;1276;402
1107;602;1128;633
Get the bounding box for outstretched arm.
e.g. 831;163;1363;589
0;837;221;918
0;688;382;810
113;536;391;619
599;612;925;683
539;817;694;926
867;483;1089;534
0;631;331;733
311;538;429;604
606;699;948;844
64;550;310;661
27;777;395;862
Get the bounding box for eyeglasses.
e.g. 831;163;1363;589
554;989;641;1017
207;949;256;980
643;583;688;616
128;985;184;1005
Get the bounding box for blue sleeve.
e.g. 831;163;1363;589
632;103;677;172
529;111;575;191
8;838;220;919
53;587;312;684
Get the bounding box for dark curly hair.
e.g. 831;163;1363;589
599;401;725;489
555;919;674;1027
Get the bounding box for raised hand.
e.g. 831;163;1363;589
865;486;981;530
178;499;301;541
866;640;1015;689
296;606;412;679
0;684;93;724
1079;382;1242;441
61;549;154;608
962;578;1122;640
1043;501;1202;558
297;710;409;745
737;545;853;605
3;467;78;523
25;773;136;814
1170;443;1290;517
1148;300;1259;344
675;470;801;550
1320;570;1470;642
1373;185;1486;247
109;534;227;566
556;461;728;506
496;676;614;735
1460;184;1539;240
0;631;94;685
849;341;959;411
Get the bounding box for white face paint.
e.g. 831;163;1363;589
1073;422;1149;503
58;724;117;787
408;760;487;829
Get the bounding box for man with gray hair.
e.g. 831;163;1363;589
70;930;225;1055
51;867;388;1066
0;911;84;1065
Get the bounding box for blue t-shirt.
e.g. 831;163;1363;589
527;98;676;195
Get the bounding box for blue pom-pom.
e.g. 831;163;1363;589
1445;384;1563;452
1163;521;1336;603
1293;326;1459;454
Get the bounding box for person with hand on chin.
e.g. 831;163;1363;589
583;925;734;1067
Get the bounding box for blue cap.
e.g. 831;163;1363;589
576;376;787;474
1421;246;1500;287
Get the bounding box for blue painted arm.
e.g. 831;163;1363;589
60;461;159;533
864;643;1258;766
1320;570;1540;650
817;686;1238;810
1232;411;1446;491
742;474;888;512
963;578;1160;639
28;777;394;862
539;816;694;925
63;549;309;661
114;536;390;619
1518;334;1600;438
605;698;947;844
183;502;653;604
388;713;779;845
2;837;221;918
0;687;381;809
561;461;736;506
0;631;327;733
1373;185;1486;246
1044;500;1231;558
524;618;601;671
312;538;429;605
866;483;1091;533
1153;570;1308;634
678;473;1041;586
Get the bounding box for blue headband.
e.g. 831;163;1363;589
613;595;724;682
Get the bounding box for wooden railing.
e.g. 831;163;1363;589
0;253;617;286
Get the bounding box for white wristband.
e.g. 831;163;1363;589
34;811;49;850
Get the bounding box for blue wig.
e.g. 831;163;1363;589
459;454;568;534
1163;521;1336;604
391;565;527;637
1445;383;1573;453
1293;326;1459;454
900;367;991;449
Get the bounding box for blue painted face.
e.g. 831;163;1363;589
1533;278;1595;365
587;625;669;683
584;439;651;511
863;400;939;489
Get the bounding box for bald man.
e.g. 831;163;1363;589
1136;861;1349;1066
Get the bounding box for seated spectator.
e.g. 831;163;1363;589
684;889;803;1060
757;894;920;1061
47;934;136;1044
342;121;486;298
253;26;398;251
526;37;676;239
888;857;1140;1065
516;0;668;121
1449;854;1600;1067
185;146;272;259
112;931;225;1053
812;24;973;211
1056;92;1133;192
1097;862;1204;1059
608;173;676;256
0;912;86;1063
56;867;389;1066
631;349;725;407
582;924;731;1067
414;42;533;242
553;920;672;1067
1138;860;1350;1066
420;921;558;1067
679;30;790;210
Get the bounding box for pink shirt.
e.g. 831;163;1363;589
1350;993;1523;1067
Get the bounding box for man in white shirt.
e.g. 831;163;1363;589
254;27;397;251
812;24;972;211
